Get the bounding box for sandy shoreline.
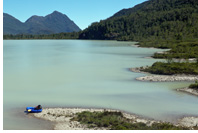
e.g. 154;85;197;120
31;107;198;130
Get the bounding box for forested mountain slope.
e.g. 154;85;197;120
79;0;198;43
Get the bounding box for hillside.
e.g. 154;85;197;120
3;11;81;35
79;0;198;44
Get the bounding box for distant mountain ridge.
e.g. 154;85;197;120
3;11;81;35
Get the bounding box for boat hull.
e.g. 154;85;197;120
26;107;42;113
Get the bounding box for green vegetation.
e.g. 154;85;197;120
189;81;198;90
142;62;198;75
78;0;198;76
72;111;188;130
77;0;198;74
5;0;198;42
79;0;198;42
152;41;198;59
3;32;80;40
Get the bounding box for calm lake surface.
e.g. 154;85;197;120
3;40;198;130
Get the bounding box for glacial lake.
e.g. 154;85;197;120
3;40;198;130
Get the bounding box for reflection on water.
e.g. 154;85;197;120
3;40;198;129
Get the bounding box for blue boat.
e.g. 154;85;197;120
26;105;42;113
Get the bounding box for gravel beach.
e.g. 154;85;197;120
176;87;198;96
31;107;198;130
130;67;198;82
130;67;198;96
32;108;160;130
179;117;198;128
136;75;198;82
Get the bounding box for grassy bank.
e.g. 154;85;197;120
189;81;198;90
137;40;198;58
141;62;198;75
72;111;188;130
153;42;198;59
137;39;198;75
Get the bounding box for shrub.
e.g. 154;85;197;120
143;62;198;75
189;81;198;90
72;111;188;130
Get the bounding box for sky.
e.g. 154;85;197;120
3;0;147;30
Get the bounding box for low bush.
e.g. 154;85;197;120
142;62;198;75
72;111;188;130
189;81;198;90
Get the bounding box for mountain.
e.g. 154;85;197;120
44;11;81;33
3;11;81;35
3;13;25;35
79;0;198;42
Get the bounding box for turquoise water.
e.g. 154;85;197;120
3;40;198;130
